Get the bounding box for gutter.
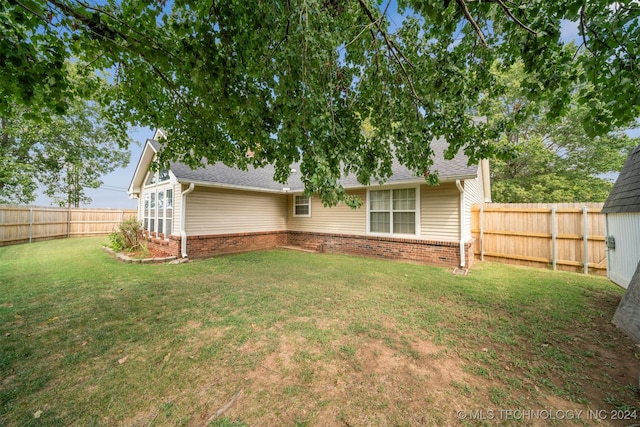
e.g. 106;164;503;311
180;182;195;258
456;180;466;268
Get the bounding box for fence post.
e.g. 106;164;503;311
551;206;557;271
29;207;33;244
480;206;485;261
67;207;71;238
583;206;589;274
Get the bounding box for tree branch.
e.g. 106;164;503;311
494;0;536;35
357;0;420;102
13;0;48;22
455;0;487;47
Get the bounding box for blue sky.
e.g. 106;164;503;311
32;5;639;208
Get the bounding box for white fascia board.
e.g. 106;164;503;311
127;140;158;196
341;175;478;190
175;174;479;195
175;179;292;194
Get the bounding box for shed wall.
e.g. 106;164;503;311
606;212;640;288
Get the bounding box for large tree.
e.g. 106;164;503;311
479;61;639;203
0;101;130;206
0;62;130;206
2;0;638;206
35;101;130;207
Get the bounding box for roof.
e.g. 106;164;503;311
130;137;481;196
602;144;640;214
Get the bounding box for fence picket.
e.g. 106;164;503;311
0;206;137;246
471;203;606;275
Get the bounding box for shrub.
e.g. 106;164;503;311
108;218;143;252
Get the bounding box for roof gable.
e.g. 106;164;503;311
127;139;159;197
602;144;640;214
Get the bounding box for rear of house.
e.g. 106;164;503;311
128;132;491;268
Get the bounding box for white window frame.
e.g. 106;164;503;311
293;195;312;217
142;168;174;240
366;185;420;237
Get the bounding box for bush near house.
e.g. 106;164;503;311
108;217;144;252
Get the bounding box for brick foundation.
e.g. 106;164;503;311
147;230;475;268
288;231;475;268
185;231;288;259
143;232;181;257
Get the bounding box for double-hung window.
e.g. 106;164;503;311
293;195;311;217
368;187;418;236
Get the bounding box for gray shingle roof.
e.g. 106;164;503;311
602;144;640;214
150;139;478;192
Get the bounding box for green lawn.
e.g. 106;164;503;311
1;237;637;426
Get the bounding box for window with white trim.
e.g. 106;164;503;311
368;187;417;235
165;189;173;235
293;195;311;217
142;169;174;239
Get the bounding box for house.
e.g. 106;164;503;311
602;144;640;289
128;130;491;268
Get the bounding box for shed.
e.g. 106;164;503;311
602;144;640;288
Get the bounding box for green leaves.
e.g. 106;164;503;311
1;0;639;205
481;62;639;203
0;66;130;206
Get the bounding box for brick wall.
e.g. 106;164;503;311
185;231;288;259
150;230;475;268
143;232;181;257
288;231;475;268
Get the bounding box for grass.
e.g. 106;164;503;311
1;237;638;426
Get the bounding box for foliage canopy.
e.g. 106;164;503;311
479;62;640;203
2;0;639;205
0;68;130;206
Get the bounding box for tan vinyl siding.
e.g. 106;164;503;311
463;176;484;240
171;183;182;236
421;182;460;241
287;189;367;235
185;187;287;234
136;195;144;222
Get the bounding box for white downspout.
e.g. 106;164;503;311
180;183;195;258
456;180;466;268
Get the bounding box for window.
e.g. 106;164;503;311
146;169;170;185
142;162;174;239
142;187;174;239
157;190;164;234
368;187;417;235
149;192;156;232
159;168;170;182
294;195;311;217
165;189;173;235
143;194;150;231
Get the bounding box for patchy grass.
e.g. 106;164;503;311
0;237;638;426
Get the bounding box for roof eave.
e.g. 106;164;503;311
174;172;479;195
175;178;294;194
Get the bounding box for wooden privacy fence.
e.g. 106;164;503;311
0;205;137;247
471;203;606;275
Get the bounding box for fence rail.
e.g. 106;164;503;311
0;205;137;247
472;203;606;275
